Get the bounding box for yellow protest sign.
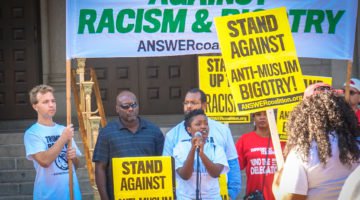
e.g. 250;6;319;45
276;106;293;141
276;75;332;141
214;7;305;114
112;156;175;200
303;75;332;88
219;174;229;200
198;55;250;123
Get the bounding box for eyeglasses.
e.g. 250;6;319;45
341;90;360;96
314;86;332;92
183;102;201;106
350;90;360;96
118;103;138;110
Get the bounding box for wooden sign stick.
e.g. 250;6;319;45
266;109;284;169
66;59;74;200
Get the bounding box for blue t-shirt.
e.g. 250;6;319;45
24;123;82;200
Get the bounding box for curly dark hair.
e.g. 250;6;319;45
184;109;206;130
285;92;360;165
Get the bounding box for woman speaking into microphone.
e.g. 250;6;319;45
173;109;229;200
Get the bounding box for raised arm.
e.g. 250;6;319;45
198;136;224;178
176;144;196;180
199;151;224;178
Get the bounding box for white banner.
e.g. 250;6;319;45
66;0;358;60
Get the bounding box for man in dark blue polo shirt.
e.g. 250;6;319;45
93;90;164;200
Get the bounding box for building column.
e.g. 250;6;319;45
43;0;72;118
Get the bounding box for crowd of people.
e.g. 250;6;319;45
23;77;360;200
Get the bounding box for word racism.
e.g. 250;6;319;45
206;93;236;113
120;160;166;191
77;7;344;34
204;58;237;113
147;0;266;6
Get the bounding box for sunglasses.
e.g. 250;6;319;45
119;103;138;110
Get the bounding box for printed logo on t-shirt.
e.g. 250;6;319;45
249;147;277;175
45;135;69;171
55;150;69;170
250;147;275;155
208;137;214;144
249;158;277;175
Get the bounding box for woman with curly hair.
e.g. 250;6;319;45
277;84;360;200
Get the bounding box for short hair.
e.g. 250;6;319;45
186;88;207;103
29;84;54;105
116;90;137;104
184;109;206;129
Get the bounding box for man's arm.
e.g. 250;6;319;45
227;158;241;200
32;124;74;168
95;161;109;200
221;123;241;199
163;122;188;156
162;128;176;156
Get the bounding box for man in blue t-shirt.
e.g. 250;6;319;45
163;88;241;199
24;84;82;200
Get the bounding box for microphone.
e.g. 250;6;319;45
194;132;202;150
194;131;202;138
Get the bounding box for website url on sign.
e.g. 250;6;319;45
238;94;303;111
